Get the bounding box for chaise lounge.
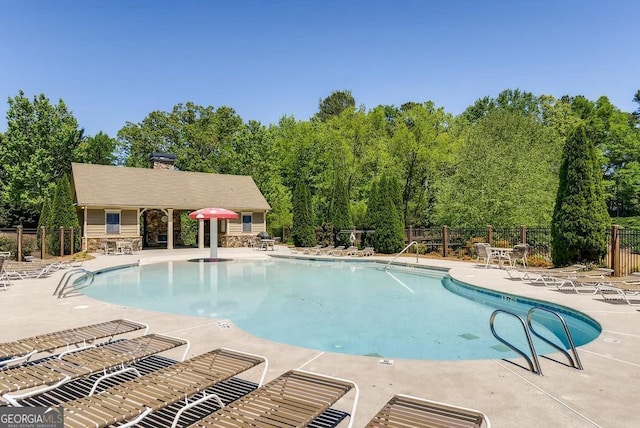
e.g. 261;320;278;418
186;369;359;428
365;393;491;427
0;333;187;405
56;348;267;428
0;318;148;367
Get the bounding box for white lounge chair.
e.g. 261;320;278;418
357;247;375;256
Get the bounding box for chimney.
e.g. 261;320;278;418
149;153;176;170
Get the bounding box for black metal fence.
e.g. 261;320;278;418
407;225;640;276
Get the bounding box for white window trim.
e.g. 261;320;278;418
241;212;253;233
105;209;122;235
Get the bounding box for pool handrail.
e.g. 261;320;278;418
53;268;95;298
527;306;584;370
383;241;419;270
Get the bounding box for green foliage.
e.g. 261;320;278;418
313;90;356;122
329;177;352;244
551;124;610;265
37;196;52;250
0;233;38;259
179;213;197;246
369;174;405;254
48;175;81;255
74;132;117;165
292;180;315;247
116;102;243;171
0;91;83;227
435;108;562;227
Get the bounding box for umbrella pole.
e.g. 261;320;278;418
210;218;218;259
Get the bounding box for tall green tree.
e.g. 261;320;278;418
329;176;352;244
116;102;242;172
435;108;561;227
292;179;315;247
369;174;405;254
0;91;83;226
48;174;81;255
74;131;117;165
551;124;610;265
313;90;356;122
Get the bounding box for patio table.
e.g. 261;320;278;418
489;247;513;268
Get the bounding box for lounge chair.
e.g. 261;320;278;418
56;348;267;428
365;393;491;427
0;271;10;291
527;267;612;290
357;247;375;257
0;333;188;405
505;264;586;281
330;245;347;256
303;245;323;255
595;275;640;305
0;318;148;367
318;245;336;255
1;261;55;279
186;369;358;428
344;246;359;256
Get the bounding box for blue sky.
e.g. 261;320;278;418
1;1;638;137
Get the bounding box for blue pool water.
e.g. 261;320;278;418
82;258;601;360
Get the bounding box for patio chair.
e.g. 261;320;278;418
56;348;267;428
510;243;529;268
186;369;358;428
474;243;496;268
365;393;491;428
0;333;188;405
0;319;148;367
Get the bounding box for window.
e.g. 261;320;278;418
106;211;121;234
242;213;252;233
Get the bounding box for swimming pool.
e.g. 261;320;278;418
82;258;601;360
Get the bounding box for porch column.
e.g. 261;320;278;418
83;207;88;252
167;208;174;250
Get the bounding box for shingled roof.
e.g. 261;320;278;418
71;163;271;211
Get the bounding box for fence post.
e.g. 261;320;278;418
70;227;74;255
520;225;526;244
487;225;493;246
17;225;23;262
442;225;449;257
611;224;621;277
59;227;64;257
40;226;46;259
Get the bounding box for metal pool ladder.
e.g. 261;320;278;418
489;306;583;376
53;268;96;298
383;241;419;270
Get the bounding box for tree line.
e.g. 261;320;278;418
1;88;639;255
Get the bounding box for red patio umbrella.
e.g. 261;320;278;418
188;208;238;259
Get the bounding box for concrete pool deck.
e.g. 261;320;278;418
1;247;639;427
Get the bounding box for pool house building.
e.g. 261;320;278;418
70;154;271;252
